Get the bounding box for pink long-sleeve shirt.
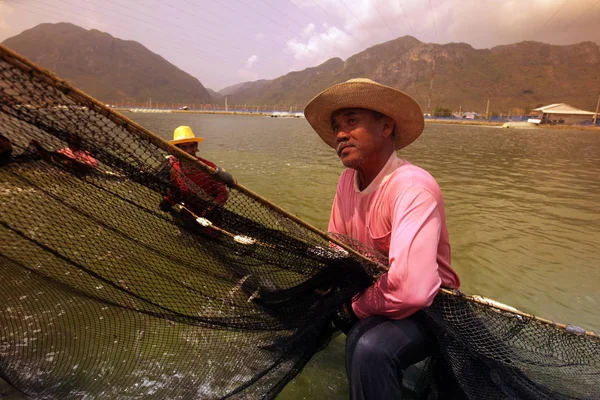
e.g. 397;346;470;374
328;153;460;320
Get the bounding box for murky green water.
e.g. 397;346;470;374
124;113;600;399
3;113;597;399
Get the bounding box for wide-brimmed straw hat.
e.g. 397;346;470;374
304;78;424;150
170;126;204;146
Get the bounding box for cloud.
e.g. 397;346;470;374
246;55;259;68
284;0;418;64
438;0;600;47
286;24;354;61
287;0;599;56
303;23;316;37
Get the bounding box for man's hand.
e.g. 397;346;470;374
158;198;172;212
332;301;360;335
214;167;235;187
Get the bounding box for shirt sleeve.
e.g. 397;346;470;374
328;190;345;235
198;158;229;206
212;182;229;205
351;186;443;320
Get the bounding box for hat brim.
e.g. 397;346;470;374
170;137;204;146
304;81;424;150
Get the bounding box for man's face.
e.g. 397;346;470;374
176;142;198;156
330;108;392;169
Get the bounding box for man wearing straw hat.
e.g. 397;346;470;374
305;78;460;399
159;126;232;226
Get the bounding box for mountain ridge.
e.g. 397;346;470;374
221;37;600;113
2;22;213;105
3;23;598;113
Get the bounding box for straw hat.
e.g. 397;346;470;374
304;78;424;150
170;126;204;146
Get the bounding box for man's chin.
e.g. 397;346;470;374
339;156;359;169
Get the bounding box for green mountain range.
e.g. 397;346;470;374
221;37;600;114
4;23;599;114
2;23;212;105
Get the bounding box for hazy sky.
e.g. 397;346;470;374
1;0;599;91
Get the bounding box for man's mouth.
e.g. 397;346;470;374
336;143;353;156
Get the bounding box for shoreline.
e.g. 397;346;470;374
116;108;302;118
115;108;600;130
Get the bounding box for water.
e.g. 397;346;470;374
4;113;596;399
123;113;600;398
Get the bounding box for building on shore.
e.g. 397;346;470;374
533;103;596;125
452;111;479;120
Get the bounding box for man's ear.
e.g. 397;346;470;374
381;116;395;139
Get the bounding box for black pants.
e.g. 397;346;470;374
345;313;434;400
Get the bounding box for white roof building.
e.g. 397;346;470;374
532;103;596;125
533;103;595;115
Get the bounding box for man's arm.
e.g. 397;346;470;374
328;192;345;234
351;186;443;320
211;178;230;206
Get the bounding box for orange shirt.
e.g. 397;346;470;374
164;156;228;216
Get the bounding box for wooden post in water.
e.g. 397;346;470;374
593;93;600;126
485;98;490;120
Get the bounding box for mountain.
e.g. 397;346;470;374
4;24;597;113
220;81;267;96
2;22;212;105
205;88;224;102
221;37;600;114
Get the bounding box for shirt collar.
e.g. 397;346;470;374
353;152;403;195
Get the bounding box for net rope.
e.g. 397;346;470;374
0;44;598;399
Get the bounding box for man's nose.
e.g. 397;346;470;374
336;128;350;142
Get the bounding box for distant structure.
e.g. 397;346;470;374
452;111;479;120
270;111;304;118
533;103;596;125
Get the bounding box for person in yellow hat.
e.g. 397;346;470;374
304;79;460;399
159;126;233;227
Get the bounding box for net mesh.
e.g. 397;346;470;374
1;44;599;400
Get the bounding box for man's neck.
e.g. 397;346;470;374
355;149;394;191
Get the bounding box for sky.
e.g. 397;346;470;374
1;0;599;91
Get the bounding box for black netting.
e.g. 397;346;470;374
1;44;599;399
422;293;600;399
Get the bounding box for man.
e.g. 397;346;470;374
22;135;97;174
57;134;98;168
159;126;233;226
304;78;460;399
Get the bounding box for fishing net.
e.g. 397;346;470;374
1;44;599;400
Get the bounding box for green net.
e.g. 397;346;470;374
1;44;599;399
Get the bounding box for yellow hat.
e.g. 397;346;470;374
170;126;204;146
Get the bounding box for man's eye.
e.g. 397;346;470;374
332;125;340;132
348;118;356;124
